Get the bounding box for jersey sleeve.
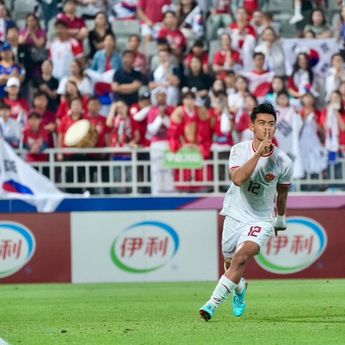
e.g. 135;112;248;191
228;143;247;170
278;158;294;185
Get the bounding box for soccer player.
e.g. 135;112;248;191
199;102;293;321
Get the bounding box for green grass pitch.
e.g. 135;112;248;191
0;279;344;345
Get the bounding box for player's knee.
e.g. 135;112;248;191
233;252;251;267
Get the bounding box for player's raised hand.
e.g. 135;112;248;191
256;130;274;156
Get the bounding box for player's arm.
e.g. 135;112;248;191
274;184;289;235
231;131;273;186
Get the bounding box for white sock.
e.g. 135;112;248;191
209;275;237;308
235;277;245;294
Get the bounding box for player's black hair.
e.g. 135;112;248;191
250;102;277;122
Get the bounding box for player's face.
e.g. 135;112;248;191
250;113;276;141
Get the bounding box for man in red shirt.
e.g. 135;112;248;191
23;111;50;163
57;0;88;45
85;97;109;148
129;91;151;148
4;77;29;128
157;9;186;58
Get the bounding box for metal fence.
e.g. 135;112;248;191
17;147;345;194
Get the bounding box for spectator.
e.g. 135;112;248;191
212;32;241;78
23;111;50;162
0;100;21;148
18;14;47;55
335;5;345;49
176;0;204;40
56;80;88;121
58;59;93;97
31;91;57;147
227;75;249;117
0;4;15;42
85;97;109;147
184;40;209;75
320;90;344;165
106;100;133;147
57;0;89;44
87;11;113;59
255;26;286;76
129;90;151;148
206;0;232;40
112;50;144;106
224;70;236;95
299;92;327;174
149;48;180;106
169;87;213;191
325;53;345;101
157;9;186;58
6;26;20;63
137;0;171;43
288;52;318;99
32;59;59;112
184;56;212;106
0;42;25;98
146;88;175;194
237;93;258;142
265;75;286;106
241;52;274;100
87;33;122;85
228;7;256;71
57;97;85;159
128;34;147;74
48;20;84;81
250;9;265;37
209;92;234;148
4;77;29;127
303;8;333;38
275;90;304;179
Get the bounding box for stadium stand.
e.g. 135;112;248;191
0;0;345;195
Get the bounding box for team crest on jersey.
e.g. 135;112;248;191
265;173;276;182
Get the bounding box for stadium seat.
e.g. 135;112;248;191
111;20;140;38
13;0;35;20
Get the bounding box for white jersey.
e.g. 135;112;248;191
220;140;293;222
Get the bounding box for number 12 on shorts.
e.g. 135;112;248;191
247;226;262;237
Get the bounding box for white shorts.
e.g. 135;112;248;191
222;216;273;259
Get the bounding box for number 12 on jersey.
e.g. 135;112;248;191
247;226;262;237
247;180;261;195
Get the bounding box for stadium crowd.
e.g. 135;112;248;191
0;0;345;193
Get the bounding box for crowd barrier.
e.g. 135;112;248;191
0;195;344;284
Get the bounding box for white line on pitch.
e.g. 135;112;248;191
0;337;11;345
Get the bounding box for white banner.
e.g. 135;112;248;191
282;38;339;76
0;138;64;212
71;211;219;283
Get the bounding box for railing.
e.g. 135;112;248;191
16;147;345;194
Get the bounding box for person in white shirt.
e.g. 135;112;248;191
0;101;21;148
199;102;293;321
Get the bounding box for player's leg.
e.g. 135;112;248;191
199;217;241;321
229;221;273;317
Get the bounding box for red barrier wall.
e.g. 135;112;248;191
0;214;71;283
218;210;345;278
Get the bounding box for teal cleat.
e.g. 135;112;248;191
199;303;216;321
232;279;247;317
